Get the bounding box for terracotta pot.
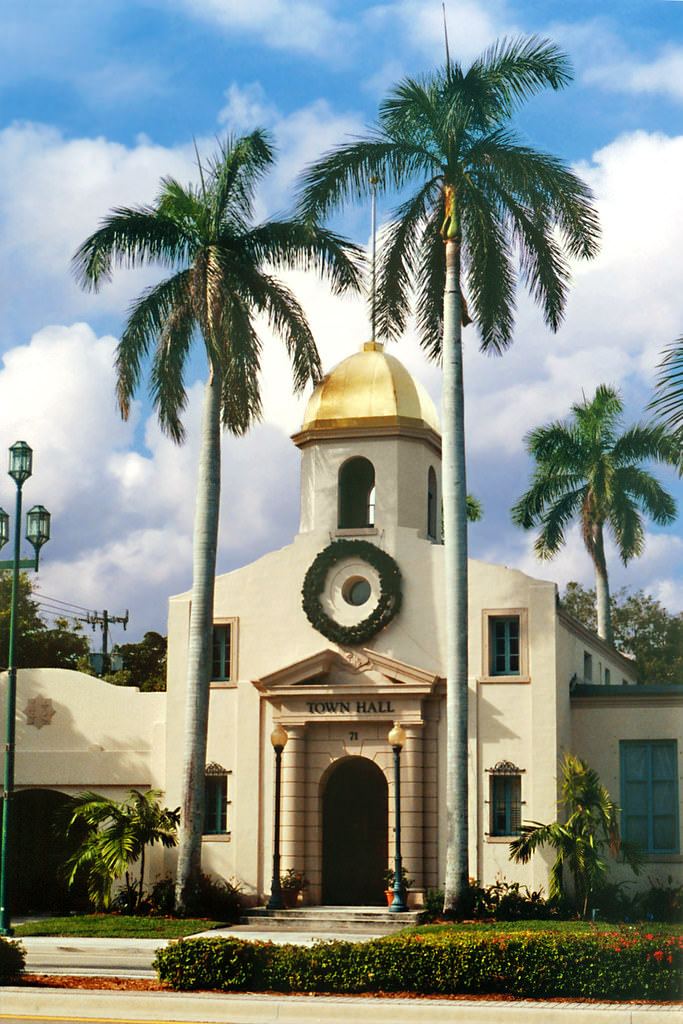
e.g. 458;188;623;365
385;889;394;906
281;888;300;909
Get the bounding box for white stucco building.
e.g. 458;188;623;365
3;341;681;910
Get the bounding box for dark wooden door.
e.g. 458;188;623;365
322;757;387;905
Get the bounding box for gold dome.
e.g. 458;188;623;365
296;342;440;440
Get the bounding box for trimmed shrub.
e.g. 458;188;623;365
0;937;25;984
153;929;683;1001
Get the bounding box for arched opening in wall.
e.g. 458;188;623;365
10;789;89;913
338;457;375;529
322;757;387;905
427;466;437;539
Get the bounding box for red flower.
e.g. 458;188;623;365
654;950;664;961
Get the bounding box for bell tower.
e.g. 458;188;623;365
291;342;442;542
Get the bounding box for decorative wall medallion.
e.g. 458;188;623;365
302;539;402;645
24;695;56;729
336;648;371;671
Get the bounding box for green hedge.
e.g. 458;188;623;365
153;930;682;1001
0;936;25;983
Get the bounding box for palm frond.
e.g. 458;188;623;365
375;179;441;343
648;337;683;436
116;270;194;429
208;128;275;231
239;267;322;392
461;183;516;352
296;137;436;221
215;294;263;435
246;219;365;296
72;207;192;290
469;35;573;120
414;204;447;360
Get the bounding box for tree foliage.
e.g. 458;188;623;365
63;789;180;911
73;130;362;914
297;35;600;915
0;571;89;669
562;581;683;685
80;631;168;691
649;336;683;442
509;754;641;917
512;385;679;643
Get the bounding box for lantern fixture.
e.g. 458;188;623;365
26;505;51;564
0;509;8;551
8;442;32;485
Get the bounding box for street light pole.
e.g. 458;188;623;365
0;442;50;936
267;723;288;911
388;720;408;912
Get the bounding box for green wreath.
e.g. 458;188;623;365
301;539;402;645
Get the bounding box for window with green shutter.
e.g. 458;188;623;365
620;740;678;854
490;616;520;676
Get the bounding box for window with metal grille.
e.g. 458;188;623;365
620;740;678;854
489;771;522;836
490;616;520;676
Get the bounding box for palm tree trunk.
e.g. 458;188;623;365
138;845;145;910
592;525;612;645
175;372;222;914
441;235;469;913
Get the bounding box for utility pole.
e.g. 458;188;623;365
81;608;129;675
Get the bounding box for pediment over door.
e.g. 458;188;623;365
253;647;443;725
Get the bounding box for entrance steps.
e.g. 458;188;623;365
243;904;422;935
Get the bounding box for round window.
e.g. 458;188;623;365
342;576;372;607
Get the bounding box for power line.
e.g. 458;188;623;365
32;588;94;615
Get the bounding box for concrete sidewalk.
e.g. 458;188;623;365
2;986;681;1023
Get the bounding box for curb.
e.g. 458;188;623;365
2;987;681;1024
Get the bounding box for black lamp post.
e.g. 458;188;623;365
267;722;288;910
0;442;51;936
388;720;408;912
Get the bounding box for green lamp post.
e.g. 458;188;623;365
388;720;408;912
267;723;288;911
0;442;51;936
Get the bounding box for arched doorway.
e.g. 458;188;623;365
9;789;88;913
322;757;387;905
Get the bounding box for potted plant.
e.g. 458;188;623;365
383;866;414;906
280;868;308;908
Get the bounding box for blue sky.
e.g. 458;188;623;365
0;0;681;646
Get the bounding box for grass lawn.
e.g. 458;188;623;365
13;915;231;938
398;919;683;937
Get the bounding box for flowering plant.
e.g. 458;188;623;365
280;869;309;891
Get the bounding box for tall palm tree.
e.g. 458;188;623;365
649;337;683;441
73;130;363;912
296;36;600;910
509;754;641;918
64;789;179;910
512;385;678;644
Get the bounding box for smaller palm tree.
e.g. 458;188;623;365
511;385;678;644
649;337;683;441
509;754;641;918
63;789;180;911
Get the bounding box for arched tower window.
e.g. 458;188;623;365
338;457;375;528
427;466;437;539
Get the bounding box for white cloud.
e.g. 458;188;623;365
585;45;683;104
0;123;198;334
363;0;513;68
170;0;355;61
0;322;308;638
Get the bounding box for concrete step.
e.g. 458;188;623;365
242;905;422;933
